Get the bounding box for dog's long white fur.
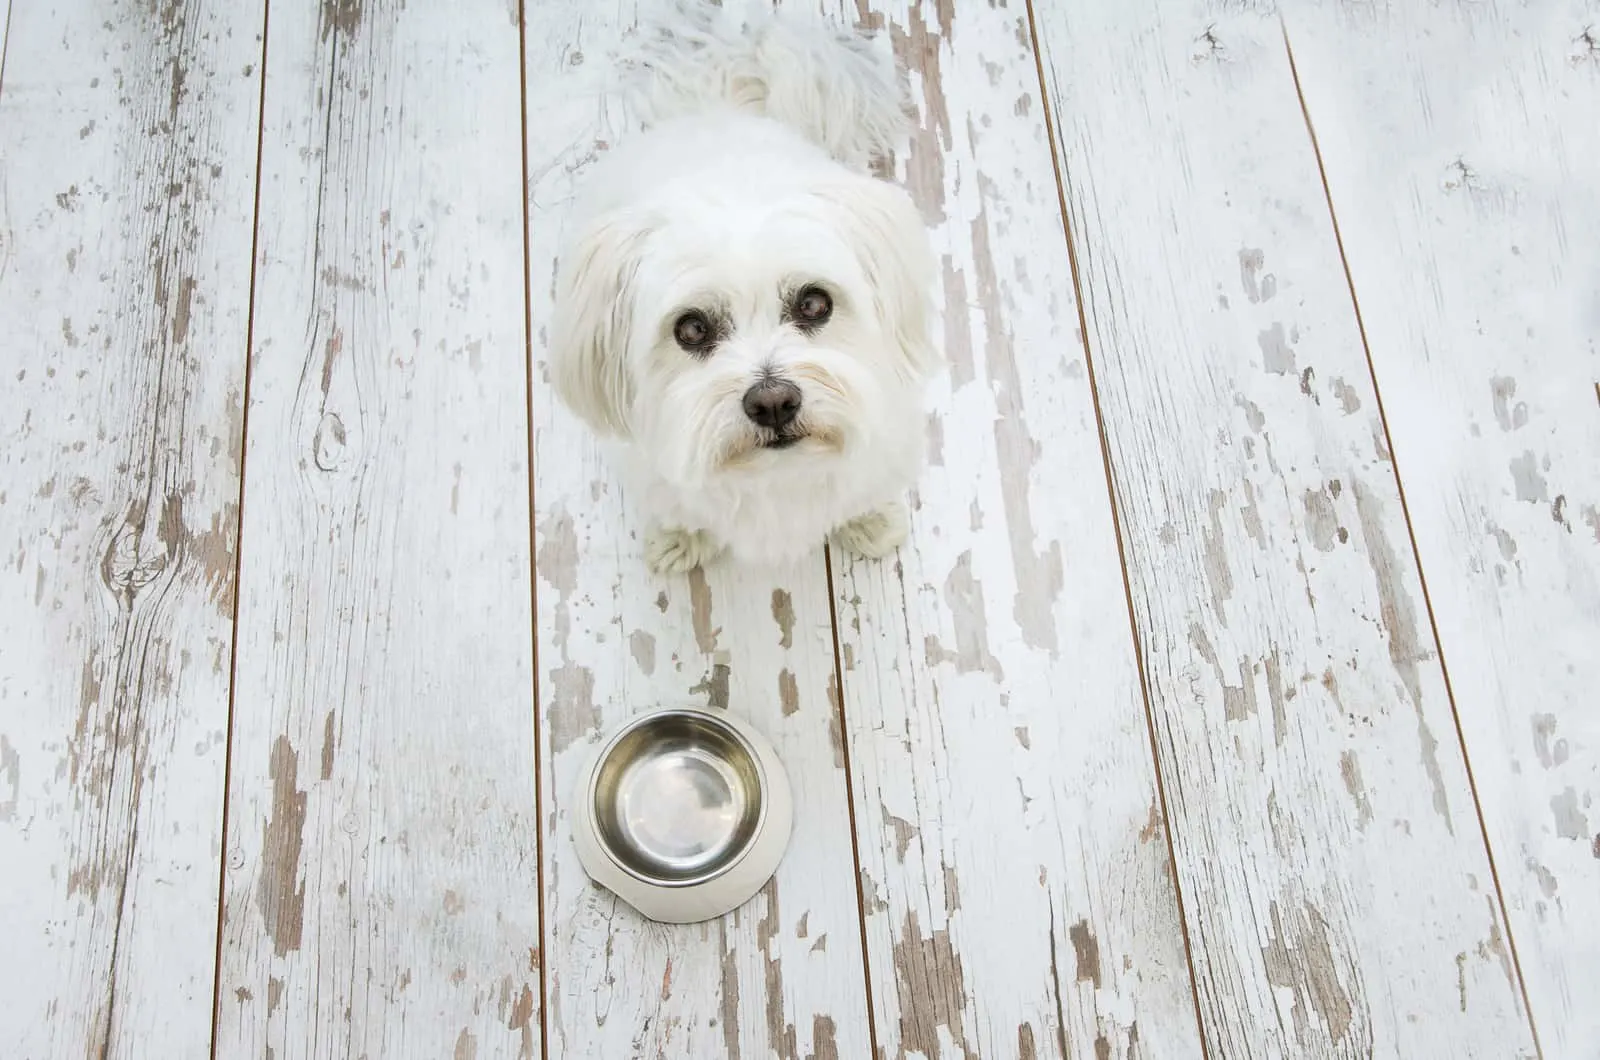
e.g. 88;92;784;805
550;1;941;571
614;0;910;169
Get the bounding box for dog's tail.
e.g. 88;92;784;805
615;1;908;168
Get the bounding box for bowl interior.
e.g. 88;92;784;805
591;711;766;886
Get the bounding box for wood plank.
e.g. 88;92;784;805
213;3;541;1056
1032;2;1540;1055
524;4;875;1056
831;2;1205;1057
0;2;262;1055
1283;2;1600;1052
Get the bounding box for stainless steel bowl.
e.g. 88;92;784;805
589;709;768;888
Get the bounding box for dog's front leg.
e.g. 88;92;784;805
644;525;725;574
832;498;908;560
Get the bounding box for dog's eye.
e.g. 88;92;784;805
674;312;712;351
794;287;832;327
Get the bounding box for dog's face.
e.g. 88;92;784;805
550;173;936;488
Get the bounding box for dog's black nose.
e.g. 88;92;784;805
742;380;802;430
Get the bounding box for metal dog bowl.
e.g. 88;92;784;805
572;707;793;923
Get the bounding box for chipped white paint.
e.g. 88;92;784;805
1033;1;1538;1055
832;2;1204;1057
525;4;871;1056
214;2;542;1056
1285;0;1600;1051
0;1;261;1055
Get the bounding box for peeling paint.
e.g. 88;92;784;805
1261;900;1361;1046
941;257;974;390
778;668;800;716
887;813;918;862
548;662;599;752
1239;247;1274;303
1258;322;1296;376
812;1014;839;1060
536;510;580;596
891;911;969;1058
628;629;656;675
1338;751;1374;828
1351;480;1449;828
1508;450;1548;503
0;735;19;821
927;551;1003;678
719;922;742;1057
689;567;718;653
1532;713;1568;769
1302;487;1343;552
506;983;536;1058
1068;920;1102;988
1201;489;1234;619
1490;377;1528;431
756;880;799;1059
770;588;795;649
259;736;307;957
825;672;845;769
1330;376;1362;414
1551;787;1589;840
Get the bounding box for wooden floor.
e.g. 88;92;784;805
1;0;1596;1057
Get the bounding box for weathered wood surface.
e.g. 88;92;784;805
1285;1;1600;1052
524;3;874;1056
213;2;542;1057
1033;2;1540;1055
0;2;261;1056
831;2;1206;1057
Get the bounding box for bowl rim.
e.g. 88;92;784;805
585;706;771;889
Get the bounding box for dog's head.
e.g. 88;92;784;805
549;171;937;487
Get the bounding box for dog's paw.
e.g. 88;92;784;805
833;500;908;560
644;525;723;575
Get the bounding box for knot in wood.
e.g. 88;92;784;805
313;410;349;472
100;493;184;600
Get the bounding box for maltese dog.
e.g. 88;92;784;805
549;1;941;573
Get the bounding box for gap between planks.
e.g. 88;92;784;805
207;2;275;1056
515;0;552;1056
823;541;885;1060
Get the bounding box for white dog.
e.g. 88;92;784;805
549;1;940;573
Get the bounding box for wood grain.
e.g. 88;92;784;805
213;2;542;1056
832;2;1205;1057
1032;1;1540;1054
0;1;262;1055
524;3;874;1056
1285;1;1600;1052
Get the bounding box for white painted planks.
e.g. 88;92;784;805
0;2;262;1056
523;3;874;1055
831;2;1205;1057
1033;1;1538;1055
1285;1;1600;1052
214;2;541;1056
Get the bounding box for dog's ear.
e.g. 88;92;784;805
549;210;651;436
825;176;941;384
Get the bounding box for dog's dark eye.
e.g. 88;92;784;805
794;286;832;327
674;312;712;351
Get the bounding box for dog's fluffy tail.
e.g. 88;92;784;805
615;1;908;168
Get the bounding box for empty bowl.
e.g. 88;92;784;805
572;707;793;923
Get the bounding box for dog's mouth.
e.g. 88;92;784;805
720;424;844;470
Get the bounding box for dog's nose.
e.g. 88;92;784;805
742;380;802;430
